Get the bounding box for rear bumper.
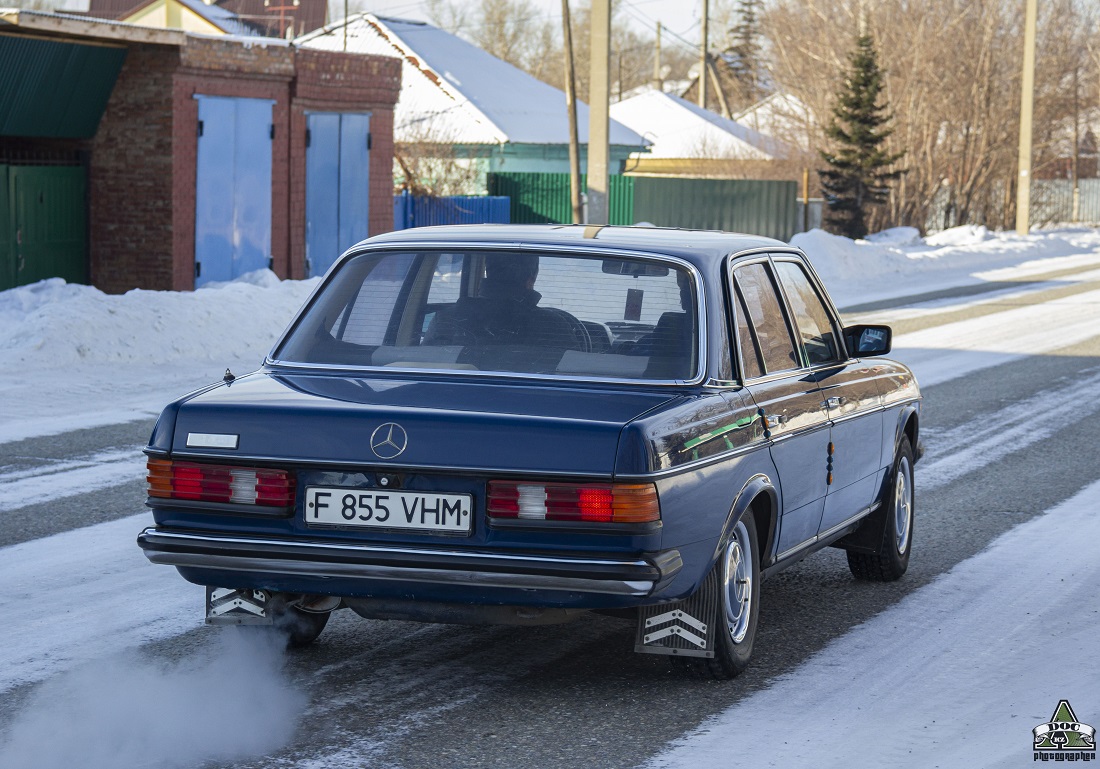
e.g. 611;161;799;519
137;527;682;598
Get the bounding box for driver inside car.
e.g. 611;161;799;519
425;254;580;353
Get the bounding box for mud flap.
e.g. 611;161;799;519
634;568;719;658
206;587;274;626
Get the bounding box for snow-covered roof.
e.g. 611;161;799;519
296;14;645;148
122;0;260;37
609;90;787;161
734;93;816;153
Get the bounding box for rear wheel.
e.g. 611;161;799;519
847;436;914;582
263;595;333;648
683;515;761;680
275;606;331;648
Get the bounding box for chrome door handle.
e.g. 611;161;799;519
762;413;787;429
825;396;847;409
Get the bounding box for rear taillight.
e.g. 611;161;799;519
147;459;295;507
487;481;660;524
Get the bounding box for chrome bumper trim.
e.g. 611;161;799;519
137;528;681;598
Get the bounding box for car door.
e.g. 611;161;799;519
771;257;885;538
731;259;830;559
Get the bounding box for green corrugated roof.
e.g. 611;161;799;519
0;35;127;139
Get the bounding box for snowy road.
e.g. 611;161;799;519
2;234;1099;768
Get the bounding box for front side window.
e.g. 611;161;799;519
275;250;699;381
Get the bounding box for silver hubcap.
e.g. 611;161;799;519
723;521;753;644
894;456;913;554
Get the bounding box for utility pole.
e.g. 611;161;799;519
616;46;622;102
1072;65;1080;222
802;167;810;232
587;0;611;224
653;22;663;91
561;0;582;224
699;0;709;109
1015;0;1037;235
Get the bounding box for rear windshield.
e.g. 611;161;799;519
274;249;699;381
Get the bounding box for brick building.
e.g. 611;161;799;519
0;10;400;292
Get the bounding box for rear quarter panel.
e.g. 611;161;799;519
619;389;781;602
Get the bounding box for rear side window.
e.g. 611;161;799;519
773;260;841;366
733;285;764;379
275;249;700;381
732;262;799;375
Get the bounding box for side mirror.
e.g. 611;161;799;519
844;324;892;357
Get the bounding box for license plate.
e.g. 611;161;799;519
305;487;473;533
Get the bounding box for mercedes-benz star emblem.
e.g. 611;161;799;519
370;423;408;460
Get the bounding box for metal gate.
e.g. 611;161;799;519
194;95;274;287
305;112;371;277
0;164;87;291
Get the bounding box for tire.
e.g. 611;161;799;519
847;435;915;582
682;514;761;680
271;600;332;648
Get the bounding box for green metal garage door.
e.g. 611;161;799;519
0;164;87;291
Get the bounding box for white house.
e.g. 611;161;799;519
298;14;646;191
610;90;789;162
734;92;816;154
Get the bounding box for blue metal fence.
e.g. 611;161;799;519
393;192;510;230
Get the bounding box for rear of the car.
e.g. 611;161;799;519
137;243;704;634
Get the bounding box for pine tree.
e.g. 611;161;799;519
723;0;764;111
818;34;904;239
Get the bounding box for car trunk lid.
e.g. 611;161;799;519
167;371;680;476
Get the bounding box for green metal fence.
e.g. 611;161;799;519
633;178;798;241
488;172;634;225
486;172;797;240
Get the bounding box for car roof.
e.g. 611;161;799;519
358;224;791;270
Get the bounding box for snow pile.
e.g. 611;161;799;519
793;226;1100;307
862;225;922;246
923;223;991;246
0;270;319;368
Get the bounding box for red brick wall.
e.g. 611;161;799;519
89;44;178;293
87;38;399;292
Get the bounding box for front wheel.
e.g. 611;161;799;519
684;515;761;680
847;435;914;582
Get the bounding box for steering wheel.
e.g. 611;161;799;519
542;308;591;353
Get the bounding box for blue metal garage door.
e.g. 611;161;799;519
305;112;371;277
194;95;274;288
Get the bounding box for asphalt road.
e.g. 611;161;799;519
2;264;1099;769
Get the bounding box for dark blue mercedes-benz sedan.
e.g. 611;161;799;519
138;225;921;679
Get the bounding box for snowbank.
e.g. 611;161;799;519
0;271;320;443
0;271;318;368
793;226;1100;308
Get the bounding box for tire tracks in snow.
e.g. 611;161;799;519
0;447;146;513
918;364;1100;490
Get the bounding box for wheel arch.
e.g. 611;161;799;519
715;474;778;571
896;404;920;460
